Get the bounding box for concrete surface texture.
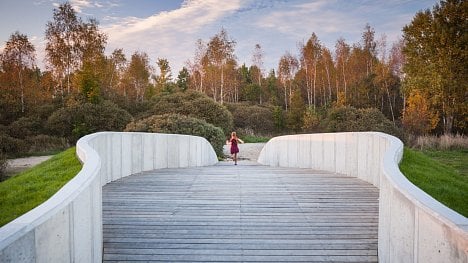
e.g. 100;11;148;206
258;132;468;263
0;132;217;263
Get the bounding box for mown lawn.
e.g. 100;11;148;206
399;147;468;217
0;147;82;227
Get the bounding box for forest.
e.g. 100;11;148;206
0;0;466;172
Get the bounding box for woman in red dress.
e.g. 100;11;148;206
229;132;244;165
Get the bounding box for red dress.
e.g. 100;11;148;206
230;138;239;154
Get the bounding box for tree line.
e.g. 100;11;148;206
0;0;466;156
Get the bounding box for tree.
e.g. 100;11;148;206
78;18;107;65
402;90;438;135
108;48;127;97
287;90;306;132
125;52;151;102
187;39;207;92
45;2;82;96
1;31;36;113
251;44;264;102
206;29;236;104
45;2;107;99
177;67;189;91
335;38;350;103
300;33;321;108
154;58;172;93
361;24;377;77
403;0;467;134
278;52;299;111
75;61;100;103
320;47;335;106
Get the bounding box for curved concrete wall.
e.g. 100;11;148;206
0;132;217;263
258;132;467;263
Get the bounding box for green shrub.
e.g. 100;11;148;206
272;106;285;132
147;90;233;134
0;132;27;157
226;103;274;134
325;106;360;132
325;106;403;139
0;152;7;181
47;100;132;142
357;108;404;138
302;107;322;132
125;114;225;156
7;117;43;139
25;135;69;154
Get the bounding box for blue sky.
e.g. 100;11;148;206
0;0;439;74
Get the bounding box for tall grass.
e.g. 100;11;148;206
0;147;81;227
409;134;468;150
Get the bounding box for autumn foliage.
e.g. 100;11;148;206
402;91;439;136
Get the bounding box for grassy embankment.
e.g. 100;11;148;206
400;148;468;217
0;147;81;227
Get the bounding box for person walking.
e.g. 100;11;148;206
229;132;244;165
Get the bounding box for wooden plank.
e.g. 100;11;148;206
102;164;379;262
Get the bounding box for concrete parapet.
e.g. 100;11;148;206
258;132;467;262
0;132;217;263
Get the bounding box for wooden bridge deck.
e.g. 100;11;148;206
102;162;379;262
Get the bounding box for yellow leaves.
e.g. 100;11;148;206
402;90;439;135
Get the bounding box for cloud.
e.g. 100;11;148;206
70;0;93;12
254;0;362;39
102;0;243;72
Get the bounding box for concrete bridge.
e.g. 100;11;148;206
0;132;466;262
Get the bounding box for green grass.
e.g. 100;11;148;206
421;149;468;176
0;147;82;227
399;147;468;217
242;135;271;143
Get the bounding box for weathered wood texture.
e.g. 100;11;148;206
103;163;379;262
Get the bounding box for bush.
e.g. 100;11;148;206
325;106;360;132
25;135;69;154
47;100;132;142
0;132;27;157
226;103;275;134
357;108;404;139
7;117;43;139
325;106;403;139
147;90;233;134
0;152;7;181
125;114;226;156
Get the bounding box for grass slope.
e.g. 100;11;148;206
399;148;468;217
0;147;82;227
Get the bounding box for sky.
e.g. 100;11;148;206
0;0;439;74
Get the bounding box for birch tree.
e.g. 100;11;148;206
1;32;36;113
206;29;236;104
278;52;299;111
335;38;350;104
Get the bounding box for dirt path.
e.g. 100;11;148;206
6;156;53;175
223;142;266;162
